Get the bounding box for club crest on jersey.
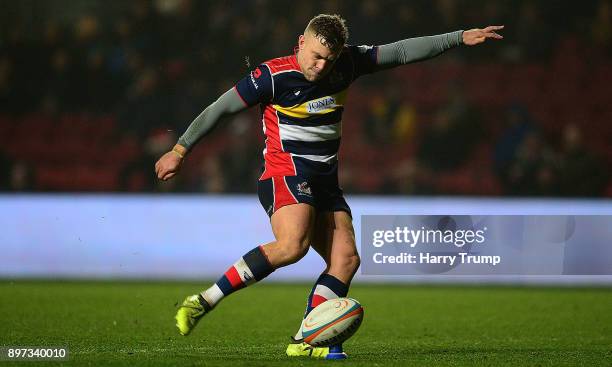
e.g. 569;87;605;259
296;182;312;196
307;96;337;113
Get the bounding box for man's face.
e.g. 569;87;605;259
297;31;340;82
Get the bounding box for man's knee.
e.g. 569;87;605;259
276;238;310;265
268;203;315;267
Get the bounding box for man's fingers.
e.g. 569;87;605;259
162;172;176;181
155;153;181;180
156;164;166;179
487;32;504;39
484;25;504;32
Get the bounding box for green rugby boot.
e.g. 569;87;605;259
286;338;330;358
175;294;212;336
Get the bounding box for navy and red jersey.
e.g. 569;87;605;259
234;45;378;180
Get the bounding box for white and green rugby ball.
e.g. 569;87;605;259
302;297;364;347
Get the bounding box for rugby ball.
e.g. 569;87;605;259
302;297;364;347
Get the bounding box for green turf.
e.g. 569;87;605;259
0;281;611;366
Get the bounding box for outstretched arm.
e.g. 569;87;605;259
375;25;504;69
155;88;247;181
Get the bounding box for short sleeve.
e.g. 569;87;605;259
234;64;273;107
348;45;379;80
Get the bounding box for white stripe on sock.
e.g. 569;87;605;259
313;284;340;300
234;258;256;285
201;284;224;308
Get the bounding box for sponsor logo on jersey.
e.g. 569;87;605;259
250;68;261;89
306;96;337;113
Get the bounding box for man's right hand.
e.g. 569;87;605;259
155;144;187;181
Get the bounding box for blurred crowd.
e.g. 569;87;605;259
0;0;610;196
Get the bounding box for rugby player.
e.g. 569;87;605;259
155;14;503;359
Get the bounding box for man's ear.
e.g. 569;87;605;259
298;34;305;50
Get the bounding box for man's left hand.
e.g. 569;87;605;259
462;25;504;46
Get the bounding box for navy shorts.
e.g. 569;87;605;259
257;175;351;218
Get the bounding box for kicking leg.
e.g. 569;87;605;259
176;203;315;335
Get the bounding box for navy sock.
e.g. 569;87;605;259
201;246;274;307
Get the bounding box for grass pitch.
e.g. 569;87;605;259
1;281;611;366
